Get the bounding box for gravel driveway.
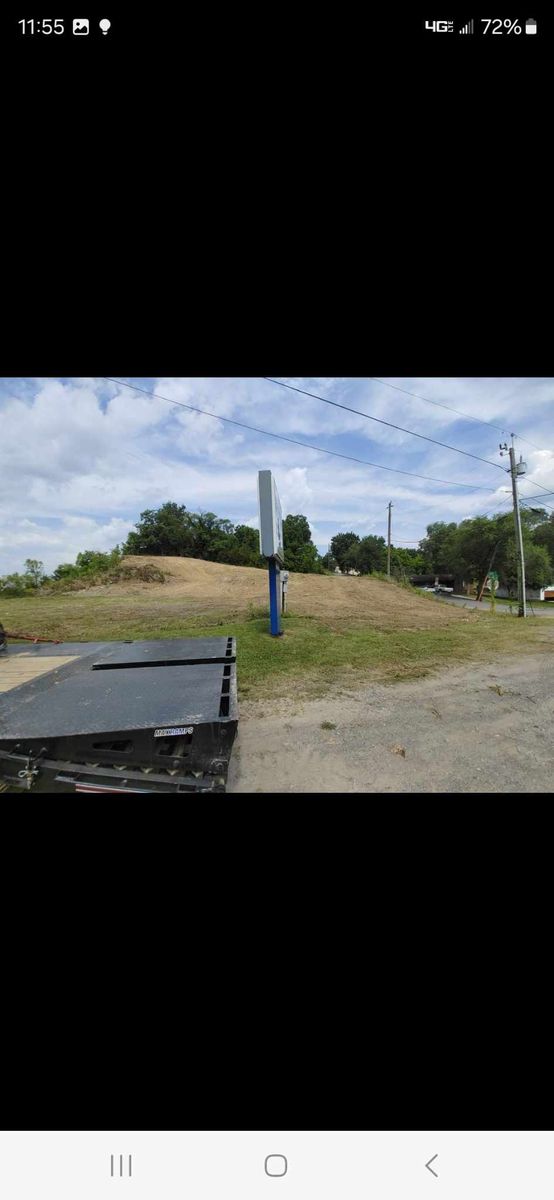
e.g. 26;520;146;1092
228;652;554;793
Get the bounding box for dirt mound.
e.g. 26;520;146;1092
102;556;476;631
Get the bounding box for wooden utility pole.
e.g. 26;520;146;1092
499;437;527;617
387;502;393;577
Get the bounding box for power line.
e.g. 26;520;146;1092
477;492;554;520
123;449;157;465
520;496;554;514
368;377;512;434
265;374;554;506
486;474;554;504
102;378;498;492
262;377;505;474
479;495;514;519
517;476;554;498
503;431;547;454
368;377;550;453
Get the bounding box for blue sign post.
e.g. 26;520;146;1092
257;470;285;638
268;558;282;636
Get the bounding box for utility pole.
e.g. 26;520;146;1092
499;437;527;617
387;502;393;577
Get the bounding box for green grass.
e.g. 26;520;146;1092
2;593;553;701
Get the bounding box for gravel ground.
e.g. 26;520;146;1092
228;652;554;793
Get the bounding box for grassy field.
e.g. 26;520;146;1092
3;575;554;701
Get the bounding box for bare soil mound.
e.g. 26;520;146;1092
96;556;476;630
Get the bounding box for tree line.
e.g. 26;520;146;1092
0;503;325;595
120;503;429;576
323;532;427;577
419;509;554;593
123;503;266;567
325;509;554;594
2;501;553;599
121;503;327;573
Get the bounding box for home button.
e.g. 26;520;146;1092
265;1155;288;1177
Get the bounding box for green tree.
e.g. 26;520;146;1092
0;572;35;596
521;506;549;533
294;542;323;572
330;532;360;573
503;540;552;593
419;522;459;574
450;509;553;595
454;515;511;589
234;524;259;551
192;512;235;560
51;562;80;581
123;502;195;556
283;514;323;573
23;558;46;587
532;512;554;565
524;543;553;589
230;525;265;567
389;547;429;578
75;547;123;575
352;535;387;574
50;546;122;582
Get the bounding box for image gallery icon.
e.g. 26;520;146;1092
73;18;89;34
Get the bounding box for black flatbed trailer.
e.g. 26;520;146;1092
0;637;238;793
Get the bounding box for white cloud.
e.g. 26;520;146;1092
0;516;133;574
1;376;553;571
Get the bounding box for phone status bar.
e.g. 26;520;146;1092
424;16;538;35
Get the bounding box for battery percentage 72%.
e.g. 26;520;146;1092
481;18;522;33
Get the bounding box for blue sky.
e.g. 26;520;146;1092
1;376;553;575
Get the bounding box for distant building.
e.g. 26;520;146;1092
494;584;554;601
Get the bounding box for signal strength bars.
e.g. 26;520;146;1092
459;18;474;33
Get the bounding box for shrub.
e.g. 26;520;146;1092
42;562;167;592
0;573;37;597
108;563;166;583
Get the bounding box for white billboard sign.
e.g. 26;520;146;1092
257;470;284;563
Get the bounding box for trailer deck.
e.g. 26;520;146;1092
0;637;238;793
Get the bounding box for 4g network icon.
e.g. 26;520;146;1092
424;20;455;31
